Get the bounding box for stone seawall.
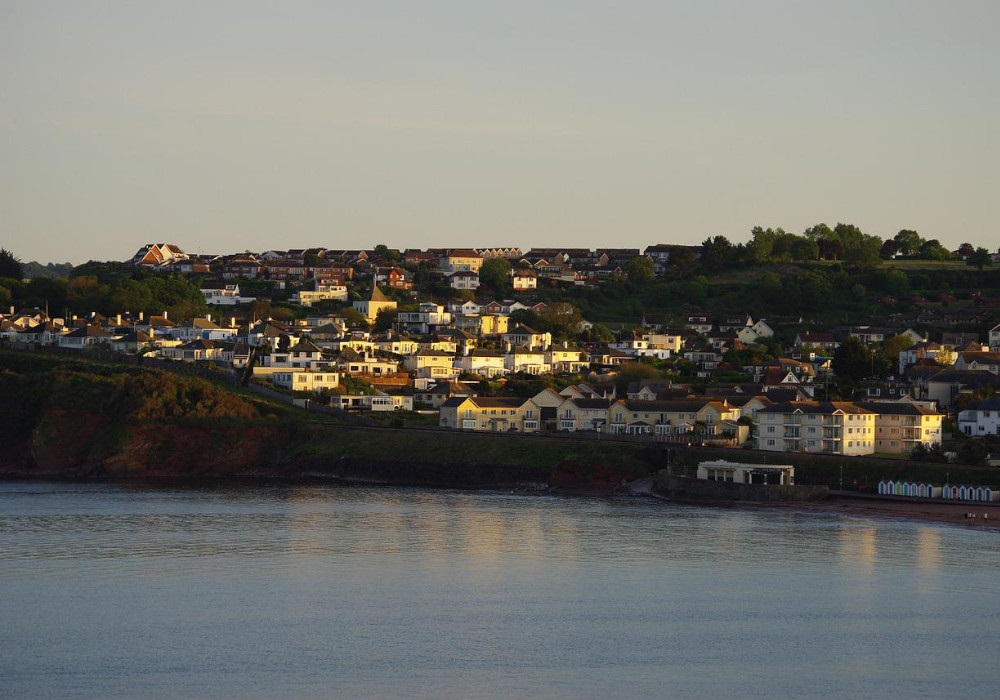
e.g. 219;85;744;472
654;474;829;502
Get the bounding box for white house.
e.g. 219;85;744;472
957;398;1000;436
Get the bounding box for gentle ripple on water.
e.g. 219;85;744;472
1;481;999;699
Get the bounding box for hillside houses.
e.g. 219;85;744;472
10;239;1000;464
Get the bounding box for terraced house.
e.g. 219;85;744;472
606;398;740;438
438;397;539;432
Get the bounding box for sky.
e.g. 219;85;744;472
2;1;999;264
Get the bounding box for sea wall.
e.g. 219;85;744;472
654;474;829;502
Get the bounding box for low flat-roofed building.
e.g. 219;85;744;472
697;460;795;486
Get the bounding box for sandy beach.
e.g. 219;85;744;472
790;495;1000;531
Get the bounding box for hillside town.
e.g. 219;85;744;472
5;242;1000;463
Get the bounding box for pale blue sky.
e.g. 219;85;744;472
2;1;998;264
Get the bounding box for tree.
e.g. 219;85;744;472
250;299;272;322
967;247;993;271
788;236;819;262
479;257;512;290
893;229;923;256
845;233;884;269
625;256;654;285
700;236;737;271
339;306;369;329
958;438;988;466
0;248;23;280
957;242;975;258
668;246;697;275
816;238;844;261
832;336;875;381
918;239;952;261
373;308;396;333
879;239;900;258
803;223;834;241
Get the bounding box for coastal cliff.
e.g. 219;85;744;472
0;352;654;488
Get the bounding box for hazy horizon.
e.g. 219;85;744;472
4;1;999;265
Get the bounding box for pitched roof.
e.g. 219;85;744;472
759;401;873;415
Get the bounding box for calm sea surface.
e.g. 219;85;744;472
2;481;998;699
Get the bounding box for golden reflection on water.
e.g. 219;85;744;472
839;525;878;574
915;527;941;573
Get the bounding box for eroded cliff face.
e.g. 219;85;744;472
0;358;631;488
3;406;294;478
3;407;561;486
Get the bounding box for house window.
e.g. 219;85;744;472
766;439;775;446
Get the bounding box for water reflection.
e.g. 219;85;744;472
2;482;1000;700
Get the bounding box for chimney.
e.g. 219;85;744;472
139;311;144;321
231;316;236;328
116;313;122;326
205;313;212;322
163;310;168;320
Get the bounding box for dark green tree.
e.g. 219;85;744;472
0;248;24;280
967;247;992;271
625;256;654;285
479;257;512;290
893;229;923;256
832;336;875;381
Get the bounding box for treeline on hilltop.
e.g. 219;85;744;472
693;224;985;270
1;222;997;330
0;257;209;321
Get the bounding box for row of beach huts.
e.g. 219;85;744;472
877;480;998;502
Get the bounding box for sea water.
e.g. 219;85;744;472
2;481;998;699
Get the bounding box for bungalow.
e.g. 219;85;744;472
414;380;477;409
163;338;231;363
58;324;113;348
172;316;237;342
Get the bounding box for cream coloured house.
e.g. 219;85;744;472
453;350;507;377
438;396;540;432
756;401;876;455
353;286;397;323
857;402;942;455
606;399;737;437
